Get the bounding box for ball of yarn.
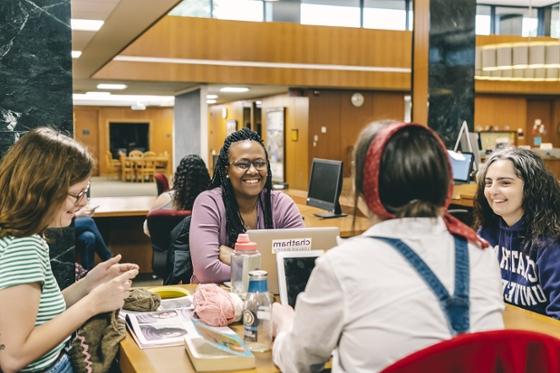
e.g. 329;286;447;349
193;284;243;326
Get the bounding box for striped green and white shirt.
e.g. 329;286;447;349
0;235;68;372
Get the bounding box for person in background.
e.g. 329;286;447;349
143;154;210;237
0;128;138;373
190;128;303;284
272;121;504;373
474;148;560;319
74;207;112;270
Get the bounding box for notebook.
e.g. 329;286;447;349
245;227;339;295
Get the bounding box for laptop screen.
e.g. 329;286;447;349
276;251;323;308
448;151;474;183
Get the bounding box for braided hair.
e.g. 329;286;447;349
209;128;273;246
172;154;210;210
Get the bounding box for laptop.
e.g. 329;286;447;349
448;150;474;184
276;250;324;308
245;227;339;294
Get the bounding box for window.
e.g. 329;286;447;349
552;4;560;38
476;5;491;35
301;0;360;28
363;0;407;31
213;0;263;22
495;6;538;37
168;0;211;18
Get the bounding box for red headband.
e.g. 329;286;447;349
362;122;487;248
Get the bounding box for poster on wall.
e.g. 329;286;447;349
265;108;285;185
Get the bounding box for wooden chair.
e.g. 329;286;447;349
105;151;121;179
143;151;156;157
120;154;136;182
137;157;156;183
128;149;144;159
155;151;169;174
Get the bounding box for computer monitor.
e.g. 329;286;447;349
448;150;474;183
245;227;339;295
306;158;346;219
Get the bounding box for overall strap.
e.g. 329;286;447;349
370;236;470;335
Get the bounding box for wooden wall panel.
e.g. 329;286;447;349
74;108;100;175
527;100;554;145
207;102;244;174
261;95;309;190
74;106;174;176
412;0;429;125
474;95;527;145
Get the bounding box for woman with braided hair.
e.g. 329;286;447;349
189;128;303;283
143;154;210;236
271;121;503;373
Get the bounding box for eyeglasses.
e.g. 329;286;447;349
230;159;268;171
67;183;90;205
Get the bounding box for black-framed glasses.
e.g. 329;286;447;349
67;183;90;205
230;159;268;171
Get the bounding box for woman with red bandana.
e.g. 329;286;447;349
271;121;504;373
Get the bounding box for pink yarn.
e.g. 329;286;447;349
193;284;236;327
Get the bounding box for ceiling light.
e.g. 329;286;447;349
97;83;127;90
71;50;82;59
255;100;262;105
71;19;104;32
85;91;111;97
207;99;217;104
131;102;146;111
72;94;174;107
207;94;218;99
220;87;250;93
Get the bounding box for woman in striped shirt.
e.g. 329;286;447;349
0;128;139;373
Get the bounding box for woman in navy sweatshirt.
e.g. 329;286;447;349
474;148;560;319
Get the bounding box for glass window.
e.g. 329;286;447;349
552;4;560;38
213;0;263;22
476;5;491;35
495;6;538;37
168;0;211;18
363;0;407;31
301;0;360;28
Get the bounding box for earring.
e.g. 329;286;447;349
226;175;230;179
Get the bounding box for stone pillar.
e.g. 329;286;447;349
174;88;208;168
0;0;75;289
412;0;476;147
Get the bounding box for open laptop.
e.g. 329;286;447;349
276;250;324;308
245;227;339;295
448;150;474;184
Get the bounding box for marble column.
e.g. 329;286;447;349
427;0;476;147
0;0;75;289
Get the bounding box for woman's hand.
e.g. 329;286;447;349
219;245;234;266
87;269;139;314
272;302;295;337
84;254;139;293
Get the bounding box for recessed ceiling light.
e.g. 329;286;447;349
85;91;111;97
255;100;262;105
71;19;104;32
71;50;82;59
220;87;250;93
207;99;217;104
207;94;218;99
97;83;127;90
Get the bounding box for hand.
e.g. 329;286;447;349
75;206;95;217
219;245;234;266
84;254;139;293
272;302;295;337
88;269;138;314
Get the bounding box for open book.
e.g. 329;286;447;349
124;295;194;349
185;319;255;371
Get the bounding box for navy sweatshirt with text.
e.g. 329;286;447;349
479;217;560;319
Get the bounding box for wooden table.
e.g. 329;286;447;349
120;285;560;373
450;183;477;208
88;195;369;272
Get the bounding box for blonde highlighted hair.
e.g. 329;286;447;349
0;128;93;237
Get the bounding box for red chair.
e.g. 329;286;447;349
154;173;170;196
146;209;191;279
381;329;560;373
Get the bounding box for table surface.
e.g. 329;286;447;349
120;285;560;373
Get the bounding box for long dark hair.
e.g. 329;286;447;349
474;148;560;251
210;128;273;246
172;154;210;210
353;121;450;219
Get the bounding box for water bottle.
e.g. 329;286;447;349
243;270;272;352
230;233;261;296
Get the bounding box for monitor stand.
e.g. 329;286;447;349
313;211;347;219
